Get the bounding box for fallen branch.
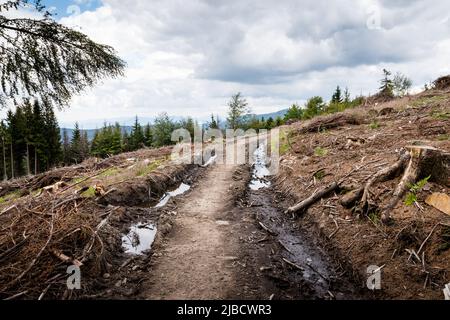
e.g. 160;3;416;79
282;258;304;271
2;213;55;291
285;182;339;214
417;223;441;256
258;222;278;236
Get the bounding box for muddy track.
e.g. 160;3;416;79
139;164;240;299
129;158;364;300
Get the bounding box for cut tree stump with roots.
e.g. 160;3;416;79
342;146;449;223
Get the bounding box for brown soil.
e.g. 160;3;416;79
276;90;450;300
1;90;449;301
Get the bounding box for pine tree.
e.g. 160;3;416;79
111;123;123;154
62;129;70;165
303;96;325;119
284;104;303;121
130;116;145;151
70;122;82;164
144;124;153;147
331;86;343;104
379;69;394;98
42;100;61;170
227;93;249;130
209;114;218;129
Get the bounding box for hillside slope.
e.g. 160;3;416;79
276;89;450;299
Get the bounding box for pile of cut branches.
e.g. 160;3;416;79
0;193;119;300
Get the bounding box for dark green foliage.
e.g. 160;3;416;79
284;104;303;122
227;93;249;130
379;69;394;98
0;99;60;178
153;112;176;147
0;0;125;109
331;86;343;104
90;122;123;158
69;122;89;164
209;114;219;129
129;116;145;150
303;96;325;119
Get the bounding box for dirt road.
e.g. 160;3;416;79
141;163;242;299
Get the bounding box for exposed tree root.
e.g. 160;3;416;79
342;146;449;223
288;146;449;224
285;182;339;214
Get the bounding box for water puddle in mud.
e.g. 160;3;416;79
122;223;157;255
202;154;217;167
122;183;191;255
248;144;356;299
250;188;346;298
155;183;191;208
249;144;271;191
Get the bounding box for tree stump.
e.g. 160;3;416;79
339;146;449;223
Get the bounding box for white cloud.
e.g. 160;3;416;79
52;0;450;127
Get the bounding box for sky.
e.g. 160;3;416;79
9;1;450;127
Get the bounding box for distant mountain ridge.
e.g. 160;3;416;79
60;109;289;140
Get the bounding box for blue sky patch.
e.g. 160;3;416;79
43;0;102;18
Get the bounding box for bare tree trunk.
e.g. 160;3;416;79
10;143;14;179
34;147;37;175
26;143;31;176
2;138;7;181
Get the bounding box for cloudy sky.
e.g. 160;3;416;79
41;0;450;127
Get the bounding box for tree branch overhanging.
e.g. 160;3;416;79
0;5;126;109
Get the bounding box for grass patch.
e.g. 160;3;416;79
431;111;450;120
0;190;22;204
437;134;450;141
99;167;120;178
71;176;86;184
368;212;380;224
81;187;96;198
314;147;328;157
314;169;326;180
411;95;448;108
135;160;164;177
369;121;380;130
277;129;291;156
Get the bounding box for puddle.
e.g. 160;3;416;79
249;144;271;191
249;184;359;299
122;223;157;255
155;183;191;208
202;154;217;167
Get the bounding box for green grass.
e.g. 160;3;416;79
135;160;164;177
431;111;450;120
314;169;326;180
71;176;86;184
437;134;450;141
99;167;120;177
81;187;96;198
0;190;22;204
411;94;448;108
369;121;380;130
314;147;328;157
368;212;380;224
278;129;291;156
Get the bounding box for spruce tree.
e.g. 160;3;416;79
62;129;71;165
130;116;144;151
144;124;153;147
